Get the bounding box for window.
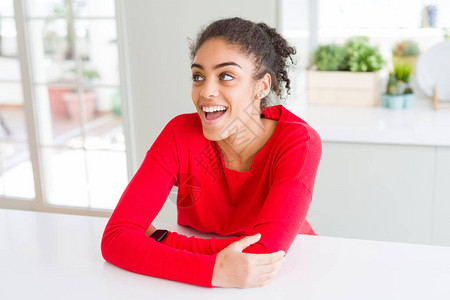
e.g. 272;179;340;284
0;0;132;214
0;0;34;199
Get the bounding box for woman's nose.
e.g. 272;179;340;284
200;79;219;98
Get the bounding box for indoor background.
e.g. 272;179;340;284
1;0;449;247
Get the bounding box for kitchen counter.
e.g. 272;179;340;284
1;208;450;299
291;100;450;147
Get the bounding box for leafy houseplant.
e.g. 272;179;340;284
312;44;346;71
392;40;420;57
342;36;384;72
382;61;415;109
311;36;384;72
307;36;384;106
392;40;420;75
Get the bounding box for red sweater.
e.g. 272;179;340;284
101;104;322;288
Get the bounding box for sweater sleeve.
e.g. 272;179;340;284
161;231;241;255
241;126;322;254
101;118;217;287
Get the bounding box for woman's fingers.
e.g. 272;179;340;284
232;233;261;251
145;223;157;237
246;250;285;266
256;258;285;275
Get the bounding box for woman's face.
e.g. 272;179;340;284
191;38;268;141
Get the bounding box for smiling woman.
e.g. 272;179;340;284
101;17;322;289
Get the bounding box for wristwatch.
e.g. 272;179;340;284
150;229;168;242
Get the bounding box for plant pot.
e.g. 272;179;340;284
381;93;389;107
48;87;72;118
403;93;415;108
307;70;380;106
62;91;97;122
385;94;405;110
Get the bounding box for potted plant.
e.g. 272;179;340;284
392;40;420;75
382;61;415;109
307;36;385;106
444;27;450;40
62;65;101;122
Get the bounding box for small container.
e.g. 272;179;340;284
387;95;405;110
403;93;415;108
381;93;389;107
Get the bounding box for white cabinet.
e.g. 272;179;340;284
432;147;450;246
308;142;450;246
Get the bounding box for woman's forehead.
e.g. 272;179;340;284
193;38;254;69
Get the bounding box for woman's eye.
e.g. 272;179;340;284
192;74;204;82
219;73;234;81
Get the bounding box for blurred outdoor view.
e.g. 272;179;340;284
0;0;127;210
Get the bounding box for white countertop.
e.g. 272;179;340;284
290;100;450;147
2;208;450;299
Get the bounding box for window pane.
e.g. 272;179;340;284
75;20;119;86
0;0;14;17
86;150;127;210
84;88;125;151
0;101;27;141
0;18;19;60
319;0;450;30
0;142;35;199
281;0;308;31
73;0;115;18
28;19;77;84
26;0;68;18
42;147;89;207
0;58;20;81
35;85;84;147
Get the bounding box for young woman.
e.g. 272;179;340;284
101;17;322;289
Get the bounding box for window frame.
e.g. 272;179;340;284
0;0;135;217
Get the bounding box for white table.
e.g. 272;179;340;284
1;208;450;299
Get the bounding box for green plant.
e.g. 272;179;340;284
394;61;413;83
342;36;384;72
69;66;101;81
312;44;346;71
312;36;384;72
386;73;402;95
444;28;450;39
386;61;414;95
392;40;420;57
404;86;414;94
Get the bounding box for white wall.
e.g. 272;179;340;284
122;0;279;222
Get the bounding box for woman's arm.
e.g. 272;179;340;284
101;118;220;287
146;224;241;255
101;151;217;287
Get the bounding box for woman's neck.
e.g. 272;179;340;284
216;117;276;171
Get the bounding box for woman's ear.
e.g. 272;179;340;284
256;73;271;98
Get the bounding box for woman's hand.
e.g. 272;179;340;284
145;224;157;237
211;233;285;288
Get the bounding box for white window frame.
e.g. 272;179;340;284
0;0;136;217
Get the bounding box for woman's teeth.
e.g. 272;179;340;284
202;106;227;113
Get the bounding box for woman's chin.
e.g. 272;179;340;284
202;131;220;141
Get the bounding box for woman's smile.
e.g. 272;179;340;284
202;106;228;125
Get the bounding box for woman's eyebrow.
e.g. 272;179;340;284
213;62;242;70
190;62;242;70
